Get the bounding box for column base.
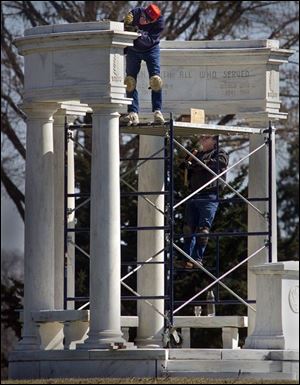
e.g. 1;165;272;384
77;340;136;350
135;337;163;348
77;330;130;350
244;334;285;349
14;335;40;351
222;327;239;349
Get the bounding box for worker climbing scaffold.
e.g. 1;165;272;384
121;3;165;126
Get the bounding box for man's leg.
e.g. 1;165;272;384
183;223;195;257
194;226;210;261
194;195;219;262
181;200;198;268
125;50;141;113
144;46;164;121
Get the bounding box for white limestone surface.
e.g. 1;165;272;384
14;21;138;104
136;135;165;348
135;40;292;116
9;348;298;380
245;261;299;350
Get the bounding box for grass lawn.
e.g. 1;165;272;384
1;378;298;384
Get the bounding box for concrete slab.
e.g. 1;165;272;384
222;349;272;360
165;371;297;380
168;349;222;360
8;348;299;380
39;359;157;379
166;359;283;373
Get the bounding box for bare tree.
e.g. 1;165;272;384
1;1;299;221
0;2;298;373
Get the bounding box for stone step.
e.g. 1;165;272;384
167;349;222;360
165;359;283;373
164;371;297;380
168;348;299;361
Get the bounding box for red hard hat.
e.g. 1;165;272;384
145;4;161;21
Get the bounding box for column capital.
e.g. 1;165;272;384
242;112;286;128
20;101;58;120
81;101;122;116
54;103;91;126
90;106;120;119
58;102;91;117
53;109;67;126
53;108;77;127
243;113;270;128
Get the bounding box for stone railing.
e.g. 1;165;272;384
19;310;247;350
174;315;248;349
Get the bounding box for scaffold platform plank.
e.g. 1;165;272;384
120;121;263;136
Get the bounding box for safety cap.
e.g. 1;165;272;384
145;4;161;21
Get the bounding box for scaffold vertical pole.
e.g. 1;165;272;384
169;113;175;326
268;121;273;263
63;116;68;310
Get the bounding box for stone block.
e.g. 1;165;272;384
8;361;40;380
245;261;299;350
15;22;138;104
136;40;292;115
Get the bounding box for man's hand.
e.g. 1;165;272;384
124;12;133;25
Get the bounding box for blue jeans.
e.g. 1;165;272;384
126;45;162;113
183;193;219;261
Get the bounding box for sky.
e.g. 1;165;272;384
1;194;24;256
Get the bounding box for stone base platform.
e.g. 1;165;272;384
9;348;299;380
165;349;299;380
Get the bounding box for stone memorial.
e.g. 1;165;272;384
13;21;138;352
9;21;297;380
136;40;290;117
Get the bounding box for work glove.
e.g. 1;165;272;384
124;12;133;25
123;12;137;32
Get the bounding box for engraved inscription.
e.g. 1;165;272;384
137;65;262;101
289;286;299;313
223;70;250;78
111;54;122;82
267;70;278;99
200;71;217;79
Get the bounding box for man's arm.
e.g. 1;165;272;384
134;17;164;50
123;11;138;32
206;149;229;172
179;149;198;187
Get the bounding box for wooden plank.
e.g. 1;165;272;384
191;108;205;124
120;122;262;136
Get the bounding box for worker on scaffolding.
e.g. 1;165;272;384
179;135;229;268
120;4;165;126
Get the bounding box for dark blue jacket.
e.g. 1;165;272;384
180;148;229;193
130;7;164;52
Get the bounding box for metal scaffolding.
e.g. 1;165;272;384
63;114;274;345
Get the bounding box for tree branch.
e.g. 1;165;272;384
1;165;25;221
1;114;26;159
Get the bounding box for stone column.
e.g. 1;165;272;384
269;126;278;262
53;110;66;310
16;102;58;350
66;127;76;309
53;109;77;310
53;103;90;310
245;261;299;349
79;105;126;349
246;114;278;335
135;135;165;348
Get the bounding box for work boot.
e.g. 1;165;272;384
153;110;165;124
120;112;139;126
